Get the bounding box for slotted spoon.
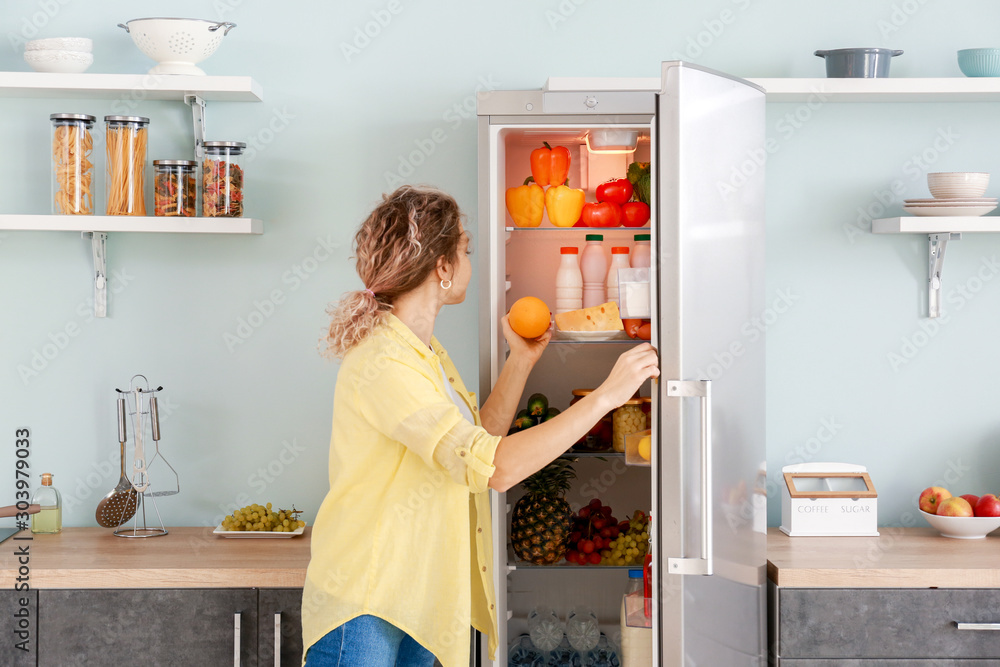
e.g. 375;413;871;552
95;397;138;528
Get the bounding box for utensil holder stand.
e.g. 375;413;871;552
114;492;167;538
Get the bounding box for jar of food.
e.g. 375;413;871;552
613;399;647;453
202;141;245;217
50;113;96;215
570;389;613;452
153;160;197;217
104;115;149;216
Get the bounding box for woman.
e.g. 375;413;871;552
302;186;659;667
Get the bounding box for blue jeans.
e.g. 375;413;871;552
304;615;436;667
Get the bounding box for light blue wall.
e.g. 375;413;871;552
2;0;999;530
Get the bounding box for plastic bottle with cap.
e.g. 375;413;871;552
621;567;653;666
606;246;631;308
580;234;608;309
31;473;62;534
555;246;583;314
631;234;651;268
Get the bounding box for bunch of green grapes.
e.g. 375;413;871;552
600;510;650;566
221;502;306;532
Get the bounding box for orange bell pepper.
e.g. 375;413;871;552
505;177;544;227
530;142;571;187
544;184;586;228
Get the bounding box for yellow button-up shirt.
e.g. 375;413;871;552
301;314;500;667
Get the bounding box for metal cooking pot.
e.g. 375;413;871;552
815;48;903;78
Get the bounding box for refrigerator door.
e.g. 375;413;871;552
655;62;767;666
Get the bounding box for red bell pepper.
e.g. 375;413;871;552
529;142;571;187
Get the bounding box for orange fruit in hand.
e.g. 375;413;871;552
508;296;551;339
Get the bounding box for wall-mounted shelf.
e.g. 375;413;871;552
0;215;262;234
0;72;263;101
547;76;1000;103
873;216;1000;318
1;215;262;317
0;73;264;317
747;78;1000;103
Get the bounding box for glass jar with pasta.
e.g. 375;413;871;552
612;399;647;453
104;115;149;216
50;113;96;215
153;160;197;217
202;141;245;217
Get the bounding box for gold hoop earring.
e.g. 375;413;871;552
440;279;452;290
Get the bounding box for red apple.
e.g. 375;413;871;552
919;486;952;514
975;494;1000;517
938;496;974;517
961;494;980;508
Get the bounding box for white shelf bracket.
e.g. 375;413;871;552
84;231;108;318
928;232;961;319
184;93;207;160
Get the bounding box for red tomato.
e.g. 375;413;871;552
580;202;622;227
621;201;650;227
623;319;643;339
596;178;633;205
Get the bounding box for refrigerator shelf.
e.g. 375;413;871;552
508;562;634;571
559;451;623;459
505;226;650;233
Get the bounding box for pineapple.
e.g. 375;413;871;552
510;458;576;565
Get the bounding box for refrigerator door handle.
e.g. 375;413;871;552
665;379;713;576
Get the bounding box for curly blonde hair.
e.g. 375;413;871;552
323;185;465;358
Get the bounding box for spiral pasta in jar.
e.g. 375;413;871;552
613;399;647;453
50;113;95;215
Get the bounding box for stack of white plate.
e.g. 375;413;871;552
902;197;997;217
24;37;93;73
904;172;996;217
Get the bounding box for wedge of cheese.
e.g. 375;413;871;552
554;302;625;332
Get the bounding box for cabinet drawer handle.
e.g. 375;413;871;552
957;622;1000;631
234;611;241;667
274;612;282;667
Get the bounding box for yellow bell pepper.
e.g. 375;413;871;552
544;184;586;228
505;178;544;227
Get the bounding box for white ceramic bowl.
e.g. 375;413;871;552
23;49;93;73
928;172;990;199
118;17;236;76
919;509;1000;539
25;37;92;52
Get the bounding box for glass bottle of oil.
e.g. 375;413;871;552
31;472;62;534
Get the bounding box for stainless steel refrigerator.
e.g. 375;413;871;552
476;61;767;666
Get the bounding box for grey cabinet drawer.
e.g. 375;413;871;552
779;661;998;666
38;588;257;667
0;590;36;667
258;588;303;667
778;588;1000;660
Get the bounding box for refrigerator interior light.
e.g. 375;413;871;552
585;129;638;154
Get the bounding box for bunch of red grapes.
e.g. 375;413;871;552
565;498;626;565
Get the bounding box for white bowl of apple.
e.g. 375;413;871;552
918;488;1000;539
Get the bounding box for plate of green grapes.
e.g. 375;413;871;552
213;502;306;538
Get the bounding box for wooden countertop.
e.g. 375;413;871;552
0;527;311;589
768;526;1000;588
